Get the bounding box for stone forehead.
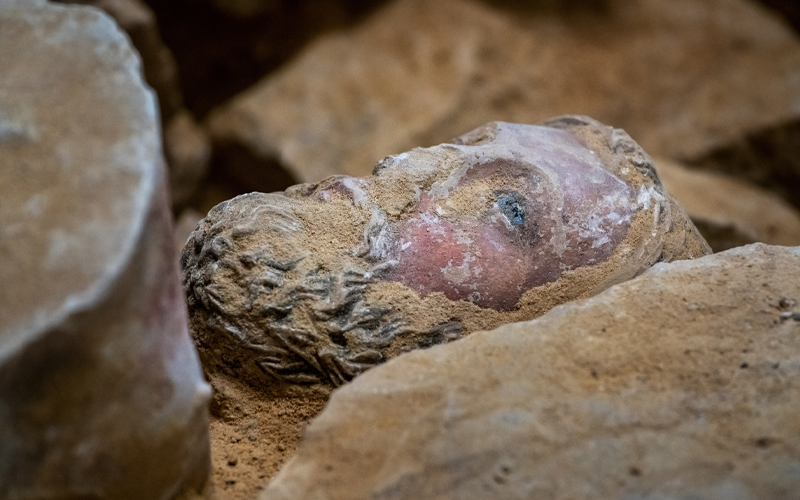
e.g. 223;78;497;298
381;121;614;187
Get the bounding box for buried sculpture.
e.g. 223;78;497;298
182;116;710;393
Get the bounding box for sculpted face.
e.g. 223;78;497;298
382;126;633;310
182;117;710;390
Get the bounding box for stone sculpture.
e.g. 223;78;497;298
182;116;710;394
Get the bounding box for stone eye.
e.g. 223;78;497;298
496;192;525;226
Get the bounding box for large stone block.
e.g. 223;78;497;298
0;1;210;498
207;0;800;202
263;243;800;499
55;0;211;211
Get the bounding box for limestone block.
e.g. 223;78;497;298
182;117;709;395
54;0;212;210
263;243;800;500
206;0;800;195
0;1;210;498
55;0;184;121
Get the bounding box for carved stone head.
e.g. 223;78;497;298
182;116;710;394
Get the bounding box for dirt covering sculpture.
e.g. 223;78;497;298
182;116;710;394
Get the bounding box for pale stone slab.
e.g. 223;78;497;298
263;244;800;500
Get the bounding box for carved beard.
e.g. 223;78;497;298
182;193;462;389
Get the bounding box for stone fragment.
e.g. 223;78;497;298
262;243;800;500
165;110;212;210
206;0;800;194
0;1;210;498
655;158;800;252
182;117;709;394
685;119;800;211
145;0;388;120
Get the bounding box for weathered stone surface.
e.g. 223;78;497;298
56;0;211;212
0;1;210;498
262;243;800;500
206;0;800;194
182;117;709;395
56;0;184;121
656;158;800;252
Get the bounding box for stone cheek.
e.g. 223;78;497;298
390;204;547;310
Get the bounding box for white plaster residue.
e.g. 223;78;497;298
591;234;612;249
364;207;394;261
419;211;447;236
454;228;473;246
340;177;369;208
392;152;409;163
441;253;479;286
637;184;663;210
570;193;632;249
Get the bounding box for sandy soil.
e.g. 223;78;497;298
189;375;327;500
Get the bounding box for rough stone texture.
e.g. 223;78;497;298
262;243;800;500
655;158;800;252
206;0;800;196
0;1;210;498
182;117;709;396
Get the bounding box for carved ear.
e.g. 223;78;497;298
448;121;501;146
